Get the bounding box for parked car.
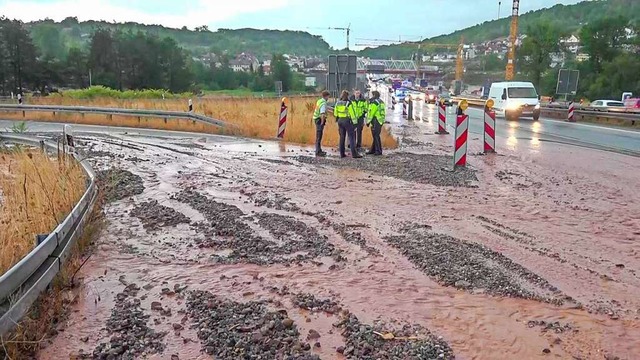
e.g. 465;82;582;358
488;81;541;121
437;92;453;106
590;100;625;109
624;98;640;109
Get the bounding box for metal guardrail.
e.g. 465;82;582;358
450;97;640;123
0;133;97;337
0;104;229;128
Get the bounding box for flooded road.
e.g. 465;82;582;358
22;113;640;360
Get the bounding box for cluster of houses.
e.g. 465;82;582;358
195;52;328;75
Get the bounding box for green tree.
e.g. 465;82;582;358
579;16;629;73
64;47;88;88
586;53;640;99
271;54;292;92
0;18;39;94
520;21;565;90
31;23;66;59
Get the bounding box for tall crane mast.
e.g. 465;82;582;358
456;36;464;81
505;0;520;80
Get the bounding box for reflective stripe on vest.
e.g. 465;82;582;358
334;100;349;118
313;98;326;119
348;102;359;124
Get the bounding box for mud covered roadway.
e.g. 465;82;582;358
34;119;640;360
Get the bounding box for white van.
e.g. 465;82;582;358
489;81;541;121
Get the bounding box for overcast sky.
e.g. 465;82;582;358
0;0;584;49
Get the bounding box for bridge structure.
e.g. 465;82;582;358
357;58;443;77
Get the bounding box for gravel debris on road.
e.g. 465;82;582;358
333;311;454;359
330;223;381;256
527;320;575;334
84;283;167;359
294;152;477;187
173;189;343;265
292;293;342;314
96;169;145;203
385;223;567;303
186;290;320;360
246;189;301;212
130;199;190;231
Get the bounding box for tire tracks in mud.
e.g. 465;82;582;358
49;135;638;360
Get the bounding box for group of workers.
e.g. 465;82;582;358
313;89;386;158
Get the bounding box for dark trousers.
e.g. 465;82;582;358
338;118;357;157
348;116;364;149
355;116;364;148
315;119;325;154
369;121;383;155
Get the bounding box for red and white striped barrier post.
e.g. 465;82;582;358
436;99;449;134
276;97;288;139
484;99;496;154
567;101;575;122
454;100;469;168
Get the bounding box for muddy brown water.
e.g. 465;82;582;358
37;125;640;360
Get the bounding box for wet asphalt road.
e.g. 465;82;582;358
376;88;640;158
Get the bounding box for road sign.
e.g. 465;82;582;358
556;69;579;95
327;55;357;96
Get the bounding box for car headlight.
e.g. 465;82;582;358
534;104;541;109
506;102;520;111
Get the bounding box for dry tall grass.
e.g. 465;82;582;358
7;97;398;149
0;149;86;275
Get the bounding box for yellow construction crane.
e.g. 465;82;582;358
456;36;464;82
307;24;351;50
355;39;464;81
505;0;520;80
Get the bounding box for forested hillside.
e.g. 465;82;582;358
361;0;640;59
26;18;333;60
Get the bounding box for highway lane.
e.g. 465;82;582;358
374;84;640;157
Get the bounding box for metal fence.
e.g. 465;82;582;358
0;133;98;337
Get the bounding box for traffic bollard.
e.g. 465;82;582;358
484;99;496;154
436;99;449;134
277;97;288;139
567;101;575;122
454;100;469;168
188;98;193;112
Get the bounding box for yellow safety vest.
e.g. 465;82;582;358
334;100;349;118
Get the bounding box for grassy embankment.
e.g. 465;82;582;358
2;87;398;149
0;149;86;274
0;147;101;358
